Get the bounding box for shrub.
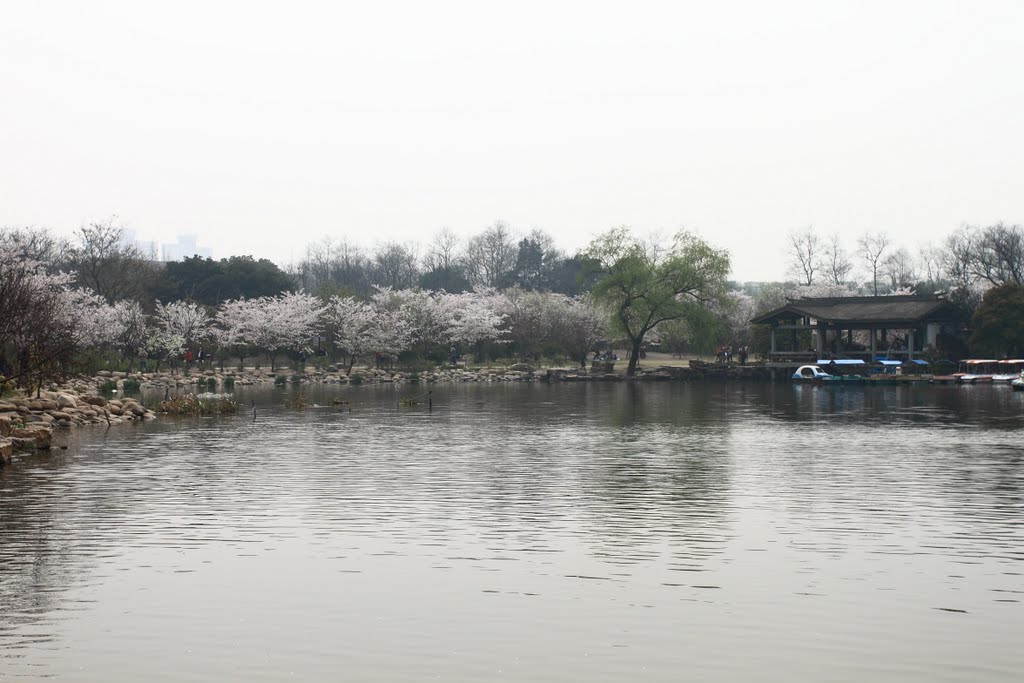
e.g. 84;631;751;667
274;374;287;386
156;394;238;416
99;379;117;394
408;371;420;383
290;374;302;384
348;372;364;386
122;379;141;393
223;376;236;390
288;392;309;409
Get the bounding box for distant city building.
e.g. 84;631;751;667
161;234;213;262
118;229;160;260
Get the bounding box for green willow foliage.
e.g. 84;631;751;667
586;228;731;376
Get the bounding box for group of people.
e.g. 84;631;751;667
715;345;749;365
181;348;206;366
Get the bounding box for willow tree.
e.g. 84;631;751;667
586;228;731;376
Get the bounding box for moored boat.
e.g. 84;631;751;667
792;365;833;382
954;359;998;384
993;359;1024;382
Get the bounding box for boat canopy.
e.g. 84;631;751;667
878;360;902;366
816;359;865;365
964;359;999;365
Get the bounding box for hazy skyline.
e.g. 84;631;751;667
3;0;1022;281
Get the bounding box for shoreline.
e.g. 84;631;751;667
78;361;775;392
0;390;156;467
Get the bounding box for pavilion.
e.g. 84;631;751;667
750;295;958;362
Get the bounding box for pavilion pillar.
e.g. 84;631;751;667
908;329;915;360
869;330;877;361
816;322;825;358
770;327;777;355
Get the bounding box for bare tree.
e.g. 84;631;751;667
296;237;370;296
881;247;917;291
60;217;153;303
370;241;420;290
332;238;370;295
973;222;1024;286
301;236;340;290
940;222;1024;290
823;232;853;285
464;221;518;288
942;225;975;291
859;231;890;296
0;225;61;265
421;228;468;292
918;242;945;286
422;228;461;273
786;226;820;286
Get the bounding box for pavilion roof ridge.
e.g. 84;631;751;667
786;293;945;305
751;293;954;326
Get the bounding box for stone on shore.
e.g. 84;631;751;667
12;425;53;450
56;393;78;409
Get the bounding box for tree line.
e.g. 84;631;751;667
4;217;1024;392
291;222;599;299
785;223;1024;297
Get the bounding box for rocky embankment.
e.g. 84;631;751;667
79;361;772;392
0;391;155;468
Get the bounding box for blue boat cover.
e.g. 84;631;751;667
816;359;865;365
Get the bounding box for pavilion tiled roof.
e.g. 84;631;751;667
750;295;955;326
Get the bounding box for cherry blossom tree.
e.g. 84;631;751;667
244;292;323;371
546;294;606;367
145;330;185;372
437;288;507;351
323;294;412;371
112;300;151;371
155;301;212;351
216;297;261;370
370;287;443;354
501;288;547;358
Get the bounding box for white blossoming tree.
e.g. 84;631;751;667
112;300;151;371
547;294;606;367
155;301;212;352
437;288;507;359
145;330;186;372
323;295;413;371
216;297;261;370
245;292;323;371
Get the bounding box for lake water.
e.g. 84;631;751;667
1;382;1021;682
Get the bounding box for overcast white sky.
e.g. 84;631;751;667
2;0;1022;281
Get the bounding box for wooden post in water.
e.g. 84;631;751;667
428;390;432;412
